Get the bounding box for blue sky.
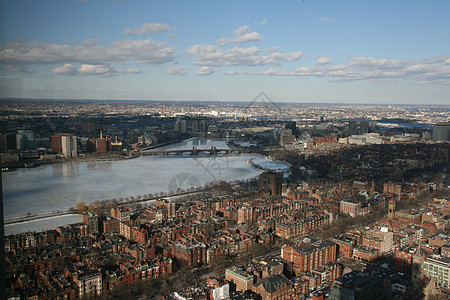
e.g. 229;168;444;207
0;0;449;104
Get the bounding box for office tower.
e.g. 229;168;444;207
191;120;199;132
285;121;297;136
199;120;207;132
432;122;450;142
348;120;357;136
360;121;369;134
61;135;78;158
52;133;71;153
16;130;35;150
0;134;17;153
260;172;283;195
180;120;187;133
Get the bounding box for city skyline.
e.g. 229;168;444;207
0;0;449;104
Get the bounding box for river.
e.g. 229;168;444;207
3;138;289;235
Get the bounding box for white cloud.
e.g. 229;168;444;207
79;64;116;76
109;39;177;64
316;57;331;65
349;57;407;69
222;69;250;76
318;17;334;23
221;56;450;84
124;22;171;35
187;44;303;67
50;64;142;76
52;64;77;75
216;25;262;46
167;65;187;76
124;68;142;74
0;39;176;66
197;66;217;76
233;25;251;36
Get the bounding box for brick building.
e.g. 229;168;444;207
281;240;337;274
225;267;254;292
253;274;292;300
332;235;357;259
362;227;394;254
260;172;283;195
395;210;421;226
51;133;71;153
340;201;362;217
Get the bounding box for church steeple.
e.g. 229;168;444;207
388;199;396;219
412;245;425;290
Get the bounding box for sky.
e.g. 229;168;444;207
0;0;449;104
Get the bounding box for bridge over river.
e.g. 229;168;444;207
141;147;252;156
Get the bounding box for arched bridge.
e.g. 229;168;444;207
141;147;251;156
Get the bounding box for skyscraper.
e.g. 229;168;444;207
52;133;71;153
0;134;17;153
285;121;297;136
16;130;35;150
360;121;369;134
61;135;78;158
260;172;283;195
432;122;450;142
348;120;357;136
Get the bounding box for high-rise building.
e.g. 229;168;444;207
61;135;78;158
348;120;358;136
191;120;199;132
260;172;283;195
0;134;17;153
174;119;187;133
52;133;71;153
432;122;450;142
285;121;297;136
16;130;35;150
360;121;369;134
199;120;207;132
83;212;98;234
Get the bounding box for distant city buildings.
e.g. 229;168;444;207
1;100;450;299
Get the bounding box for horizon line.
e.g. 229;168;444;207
1;97;449;107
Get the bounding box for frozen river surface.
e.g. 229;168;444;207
3;138;290;234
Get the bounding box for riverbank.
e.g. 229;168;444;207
247;156;291;173
1;152;139;172
1;138;186;171
5;189;204;227
3;138;267;234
